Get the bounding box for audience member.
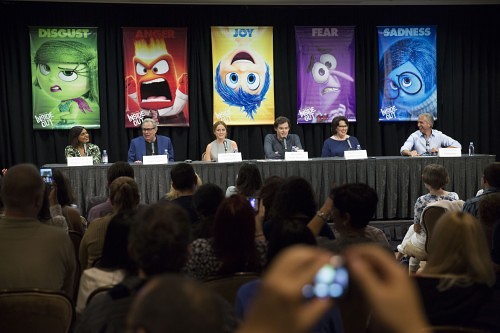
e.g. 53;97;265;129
417;211;499;330
264;116;303;159
127;118;174;163
52;169;85;233
76;212;136;314
184;195;267;280
165;173;202;201
258;176;285;223
65;126;102;164
204;120;239;162
321;115;361;157
226;162;262;197
80;176;140;270
463;162;500;217
192;183;225;239
478;192;500;272
76;202;192;333
400;113;461;156
87;161;135;222
0;164;76;298
38;182;69;233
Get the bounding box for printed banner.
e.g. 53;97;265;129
123;27;189;127
378;26;437;121
211;26;274;125
30;27;100;130
296;26;356;124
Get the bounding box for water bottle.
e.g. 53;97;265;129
468;142;475;156
356;144;361;150
102;150;108;164
164;149;169;161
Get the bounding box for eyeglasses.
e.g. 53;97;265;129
384;71;423;99
142;127;156;132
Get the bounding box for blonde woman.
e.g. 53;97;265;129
203;121;238;162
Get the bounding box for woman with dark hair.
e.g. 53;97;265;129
65;125;101;164
226;163;262;197
52;169;85;234
203;121;239;162
38;183;69;232
321;115;360;157
184;195;266;280
76;212;136;314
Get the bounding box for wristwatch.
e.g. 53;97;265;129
316;210;329;222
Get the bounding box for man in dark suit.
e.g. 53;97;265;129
127;118;174;163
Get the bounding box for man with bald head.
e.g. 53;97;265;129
0;164;76;298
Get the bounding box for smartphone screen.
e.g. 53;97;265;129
248;196;259;212
40;168;53;184
302;255;349;299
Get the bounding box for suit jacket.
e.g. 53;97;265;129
127;135;174;162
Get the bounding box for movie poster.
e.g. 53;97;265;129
296;26;356;124
211;26;274;125
123;27;189;127
378;26;437;121
30;27;100;130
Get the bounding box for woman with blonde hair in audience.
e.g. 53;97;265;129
416;211;499;330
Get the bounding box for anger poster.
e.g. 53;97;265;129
211;26;274;125
296;26;356;124
123;27;189;127
30;27;100;130
378;26;437;121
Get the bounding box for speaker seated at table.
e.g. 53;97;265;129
203;121;238;162
264;116;303;160
127;118;174;163
321;116;360;158
65;126;101;164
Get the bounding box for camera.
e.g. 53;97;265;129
302;255;349;299
40;168;53;184
247;196;259;212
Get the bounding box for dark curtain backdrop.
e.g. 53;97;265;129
1;2;499;168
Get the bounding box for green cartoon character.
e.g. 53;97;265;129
34;40;98;125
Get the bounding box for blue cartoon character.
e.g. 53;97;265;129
308;52;354;122
214;44;271;120
34;40;98;125
379;38;437;120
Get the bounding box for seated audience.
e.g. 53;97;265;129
400;113;461;156
87;161;135;222
80;176;140;270
463;162;500;217
76;212;137;314
478;193;500;274
128;118;174;163
65;125;101;164
226;162;262;198
38;182;69;233
321;115;361;157
258;176;286;223
52;169;85;233
204;120;239;162
416;211;499;331
165;173;202;201
264;116;303;159
0;164;76;299
184;195;267;280
76;203;192;333
192;183;225;239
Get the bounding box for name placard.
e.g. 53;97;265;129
218;152;242;163
67;156;93;166
143;155;169;165
285;151;309;161
438;148;462;157
344;150;368;160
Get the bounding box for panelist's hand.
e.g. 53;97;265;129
134;160;143;164
406;150;418;157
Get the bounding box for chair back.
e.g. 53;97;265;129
422;206;447;253
0;289;74;333
203;272;260;306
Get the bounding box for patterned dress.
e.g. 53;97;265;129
65;143;101;164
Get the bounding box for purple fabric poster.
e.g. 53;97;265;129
296;26;356;124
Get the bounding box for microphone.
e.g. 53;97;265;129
283;137;287;150
151;142;155;155
223;140;228;152
347;138;352;150
83;143;88;156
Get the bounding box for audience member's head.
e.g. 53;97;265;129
97;212;137;275
109;176;140;214
192;183;224;220
107;161;134;187
166;173;202;200
127;274;227;333
52;169;76;207
421;164;449;190
213;195;261;275
330;183;378;230
479;193;500;226
170;163;197;193
37;183;53;222
424;211;495;289
235;163;262;197
483;162;500;188
271;176;317;221
1;164;44;218
259;176;285;221
129;203;191;277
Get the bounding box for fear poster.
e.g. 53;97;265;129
378;26;437;122
123;27;189;127
296;26;356;124
211;26;274;126
30;27;100;130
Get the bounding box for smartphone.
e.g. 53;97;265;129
302;255;349;299
40;168;53;184
247;196;259;212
